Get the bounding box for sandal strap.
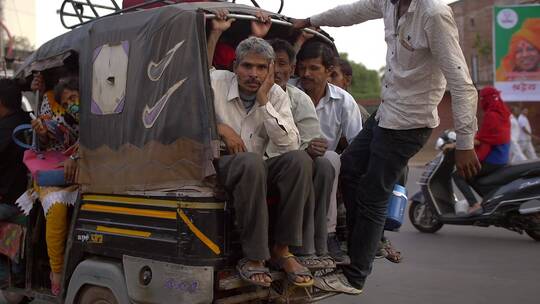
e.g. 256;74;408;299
237;258;270;274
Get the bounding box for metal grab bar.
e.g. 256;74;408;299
205;13;333;45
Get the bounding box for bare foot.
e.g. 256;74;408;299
244;260;272;285
468;202;483;214
50;272;61;295
272;245;311;284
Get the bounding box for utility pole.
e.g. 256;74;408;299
0;0;4;60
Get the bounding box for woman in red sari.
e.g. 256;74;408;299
453;86;511;216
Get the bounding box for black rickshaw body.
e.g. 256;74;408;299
1;2;337;303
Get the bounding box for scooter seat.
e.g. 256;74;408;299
476;160;540;186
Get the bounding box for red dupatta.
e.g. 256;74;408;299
475;87;511;161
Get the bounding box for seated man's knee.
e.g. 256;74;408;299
324;151;340;164
282;150;313;174
314;156;335;180
236;152;265;171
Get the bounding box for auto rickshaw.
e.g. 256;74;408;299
0;1;339;303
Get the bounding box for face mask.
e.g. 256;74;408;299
67;102;80;116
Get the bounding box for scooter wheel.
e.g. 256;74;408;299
409;201;443;233
525;229;540;241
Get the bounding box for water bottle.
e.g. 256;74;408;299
384;184;408;231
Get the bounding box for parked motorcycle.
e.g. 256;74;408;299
408;131;540;241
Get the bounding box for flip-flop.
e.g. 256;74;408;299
270;253;314;287
235;258;272;287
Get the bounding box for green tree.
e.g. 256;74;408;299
340;53;381;100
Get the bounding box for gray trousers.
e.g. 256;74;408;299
292;156;334;256
217;150;313;261
324;151;340;233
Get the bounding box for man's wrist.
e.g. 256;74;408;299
69;154;80;161
257;95;269;106
455;133;475;150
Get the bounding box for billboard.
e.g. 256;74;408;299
494;5;540;101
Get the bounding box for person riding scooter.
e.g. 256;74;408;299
452;86;511;216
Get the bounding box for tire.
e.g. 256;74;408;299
409;200;443;233
1;291;29;304
525;229;540;241
77;286;118;304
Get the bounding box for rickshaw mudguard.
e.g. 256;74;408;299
64;258;131;304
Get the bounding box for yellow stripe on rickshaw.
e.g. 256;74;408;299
96;225;152;238
82;194;225;210
81;203;177;219
178;209;221;255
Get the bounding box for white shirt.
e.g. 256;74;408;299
310;0;478;150
292;80;363;151
266;85;321;158
211;70;300;156
510;115;521;143
518;114;532;142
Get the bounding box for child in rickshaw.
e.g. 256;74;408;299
18;74;80;295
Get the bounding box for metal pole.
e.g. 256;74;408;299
205;13;334;45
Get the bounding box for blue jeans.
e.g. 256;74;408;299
340;114;431;288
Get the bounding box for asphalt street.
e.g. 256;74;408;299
322;167;540;304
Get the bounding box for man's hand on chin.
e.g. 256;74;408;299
455;149;481;179
256;61;275;106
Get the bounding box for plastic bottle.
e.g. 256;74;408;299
385;184;408;231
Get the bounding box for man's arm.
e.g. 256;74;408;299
425;8;480;178
256;66;300;150
340;94;363;144
217;123;247;154
293;0;383;29
206;10;235;67
290;88;321;150
261;90;300;150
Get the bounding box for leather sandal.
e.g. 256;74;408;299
270;253;314;287
296;254;336;270
235;258;272;287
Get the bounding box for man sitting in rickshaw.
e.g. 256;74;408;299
0;79;29;222
207;12;314;288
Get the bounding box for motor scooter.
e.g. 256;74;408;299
408;131;540;241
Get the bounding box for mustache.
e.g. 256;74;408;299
301;76;315;82
245;78;261;85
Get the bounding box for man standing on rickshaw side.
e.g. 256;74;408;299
207;13;315;288
294;0;480;291
0;79;29;221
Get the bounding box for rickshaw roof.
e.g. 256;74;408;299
16;2;333;79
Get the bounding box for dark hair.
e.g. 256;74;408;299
337;58;353;77
297;41;337;69
54;77;79;103
0;78;22;111
269;39;296;64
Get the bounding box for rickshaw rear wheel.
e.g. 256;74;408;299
77;285;118;304
1;291;31;304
